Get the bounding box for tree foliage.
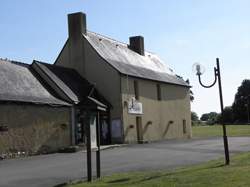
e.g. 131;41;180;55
191;111;199;121
200;113;209;121
232;79;250;123
200;80;250;124
222;106;234;123
200;112;219;125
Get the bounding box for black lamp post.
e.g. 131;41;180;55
194;58;230;165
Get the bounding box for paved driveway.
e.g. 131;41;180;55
1;137;250;187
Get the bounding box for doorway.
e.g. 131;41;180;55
75;109;111;145
136;116;143;143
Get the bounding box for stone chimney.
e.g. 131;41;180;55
68;12;87;38
67;12;86;76
129;36;145;56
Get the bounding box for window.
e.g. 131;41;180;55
134;80;139;100
136;116;143;143
157;84;161;101
183;120;187;134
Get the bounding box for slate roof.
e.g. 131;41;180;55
85;31;189;87
0;59;69;105
32;61;110;106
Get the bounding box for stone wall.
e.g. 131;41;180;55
0;103;71;155
121;75;191;143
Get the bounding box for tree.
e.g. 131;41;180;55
222;106;234;124
191;111;199;126
232;79;250;123
191;111;199;121
200;112;219;125
200;113;209;121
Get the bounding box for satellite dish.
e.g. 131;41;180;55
192;63;205;75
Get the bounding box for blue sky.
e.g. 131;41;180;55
1;0;250;117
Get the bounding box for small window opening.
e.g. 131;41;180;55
157;84;161;101
183;120;187;134
134;80;139;100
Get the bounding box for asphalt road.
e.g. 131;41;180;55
1;137;250;187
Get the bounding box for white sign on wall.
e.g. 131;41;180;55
128;97;143;115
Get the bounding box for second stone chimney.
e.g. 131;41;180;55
129;36;145;56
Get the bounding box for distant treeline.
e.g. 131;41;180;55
192;79;250;125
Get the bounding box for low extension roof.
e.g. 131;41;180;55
0;59;69;106
33;61;94;104
32;61;111;107
85;31;189;87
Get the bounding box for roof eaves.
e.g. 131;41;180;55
120;72;190;88
0;99;71;106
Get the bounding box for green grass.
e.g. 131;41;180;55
67;152;250;187
192;125;250;138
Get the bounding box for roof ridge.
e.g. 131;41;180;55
87;30;129;46
86;30;158;55
34;60;82;74
0;58;29;67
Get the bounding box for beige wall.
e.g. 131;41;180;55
55;37;122;121
55;36;122;143
0;104;71;154
121;75;191;143
83;38;122;120
55;39;86;76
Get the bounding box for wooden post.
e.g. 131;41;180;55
85;111;92;182
96;111;101;178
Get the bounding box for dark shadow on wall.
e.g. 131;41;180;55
124;124;134;138
142;121;153;136
162;120;174;138
124;121;153;140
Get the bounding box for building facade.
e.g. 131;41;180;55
55;12;192;144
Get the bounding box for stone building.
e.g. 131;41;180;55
55;12;192;143
0;12;191;155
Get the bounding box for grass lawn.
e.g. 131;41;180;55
192;125;250;138
67;152;250;187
